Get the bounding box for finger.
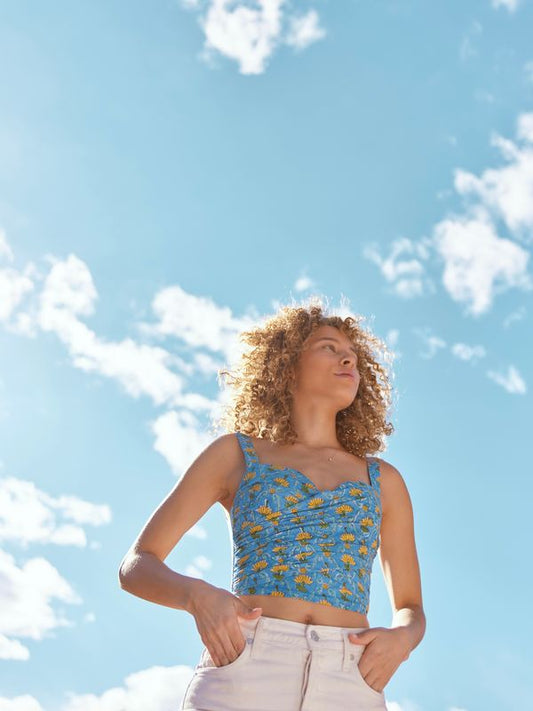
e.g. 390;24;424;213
211;631;244;667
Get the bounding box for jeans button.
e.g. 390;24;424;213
310;630;319;641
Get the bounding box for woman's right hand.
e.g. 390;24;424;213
189;583;263;667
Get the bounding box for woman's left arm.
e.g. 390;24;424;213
348;459;426;691
379;458;426;655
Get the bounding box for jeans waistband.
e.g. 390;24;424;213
238;613;368;651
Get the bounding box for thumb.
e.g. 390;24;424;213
348;630;369;644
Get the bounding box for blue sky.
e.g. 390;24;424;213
0;1;532;709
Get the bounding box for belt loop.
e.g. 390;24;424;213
248;615;265;660
341;631;352;672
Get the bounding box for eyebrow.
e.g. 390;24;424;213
313;336;358;356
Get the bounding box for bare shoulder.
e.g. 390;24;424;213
373;456;412;517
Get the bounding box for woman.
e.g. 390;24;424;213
119;302;426;710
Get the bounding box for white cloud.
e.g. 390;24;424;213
433;206;532;316
0;231;37;334
139;283;254;362
184;553;213;578
285;9;326;51
486;364;527;394
293;275;315;292
363;237;435;299
0;477;111;548
151;409;214;478
186;0;326;75
451;342;487;363
502;305;526;328
0;549;82;660
454;114;533;236
200;0;285;75
414;330;447;359
491;0;521;12
60;664;194;711
35;255;199;408
0;695;45;710
0;663;196;710
368;112;533;316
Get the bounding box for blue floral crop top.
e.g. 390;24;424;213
229;432;383;615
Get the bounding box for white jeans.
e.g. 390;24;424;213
180;613;388;710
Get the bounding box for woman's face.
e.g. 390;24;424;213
292;325;360;409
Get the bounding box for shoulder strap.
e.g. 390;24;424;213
235;432;260;471
367;457;381;493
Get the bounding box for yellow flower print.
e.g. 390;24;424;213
320;566;330;577
244;470;256;482
341;554;355;571
335;504;353;516
349;487;363;496
339;584;353;601
357;581;365;593
295;551;313;561
274;477;289;487
308;497;325;509
269;590;285;596
249;524;263;539
295;574;313;591
271;564;289;580
358;544;368;555
285;495;300;504
340;533;355;548
241;520;254;530
319;599;333;606
291;515;305;524
257;505;272;515
296;531;312;543
360;517;374;530
322;582;329;589
253;560;268;572
266;511;282;525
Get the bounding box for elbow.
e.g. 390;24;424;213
118;554;134;589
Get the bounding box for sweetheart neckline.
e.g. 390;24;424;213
229;461;379;517
258;462;376;493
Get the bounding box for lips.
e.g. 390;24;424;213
335;372;355;379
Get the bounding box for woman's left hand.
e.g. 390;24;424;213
348;626;411;693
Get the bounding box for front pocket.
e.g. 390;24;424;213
196;639;251;673
353;661;384;698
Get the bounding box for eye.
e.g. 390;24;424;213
323;344;336;351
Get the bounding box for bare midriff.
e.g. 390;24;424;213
234;593;370;628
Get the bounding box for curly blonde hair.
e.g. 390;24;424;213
212;298;396;457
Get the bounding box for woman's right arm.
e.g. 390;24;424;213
117;432;240;612
118;432;264;667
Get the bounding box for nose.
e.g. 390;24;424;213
341;352;356;368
